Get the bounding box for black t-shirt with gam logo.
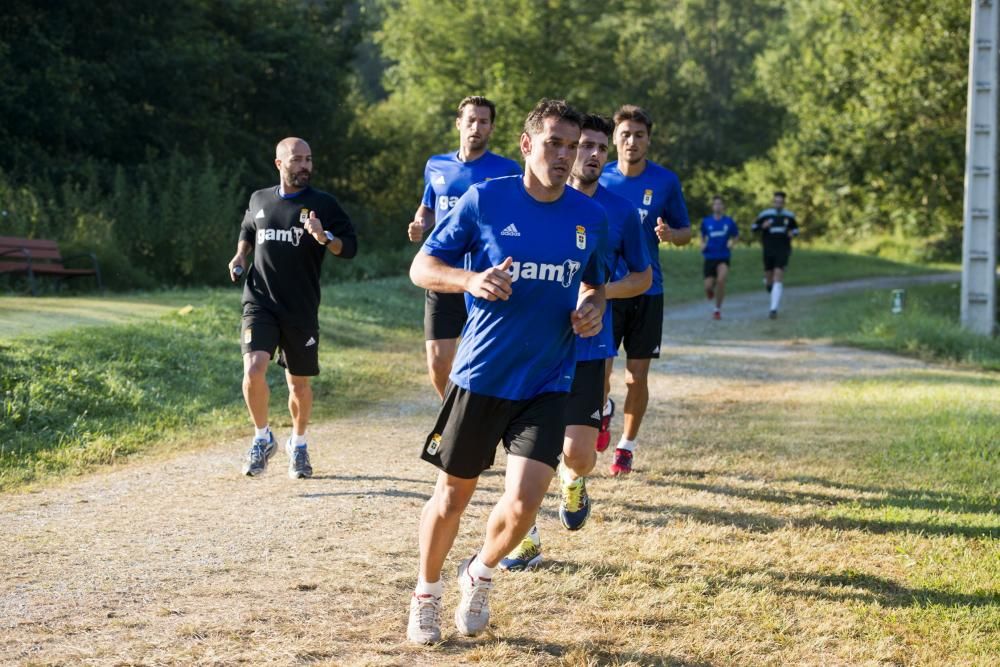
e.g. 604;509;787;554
238;186;357;328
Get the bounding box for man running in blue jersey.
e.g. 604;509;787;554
752;191;799;319
405;100;607;644
701;195;739;320
499;113;651;571
408;96;522;399
599;104;691;476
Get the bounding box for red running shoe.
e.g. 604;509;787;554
610;448;633;476
595;398;615;452
712;310;721;320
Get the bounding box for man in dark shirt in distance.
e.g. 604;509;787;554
228;137;358;480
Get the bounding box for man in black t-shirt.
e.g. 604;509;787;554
228;137;358;479
751;190;799;319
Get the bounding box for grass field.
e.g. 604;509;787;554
774;279;1000;371
0;278;427;490
0;246;943;340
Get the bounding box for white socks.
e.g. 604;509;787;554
560;464;578;485
254;425;270;440
415;578;443;597
291;432;307;447
770;282;783;311
469;555;495;580
617;438;636;452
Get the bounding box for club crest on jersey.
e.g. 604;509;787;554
643;189;653;206
426;433;442;456
299;208;309;224
575;225;586;250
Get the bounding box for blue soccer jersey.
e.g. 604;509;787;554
575;185;650;362
422;176;608;400
599;160;690;296
701;215;739;260
421;151;522;226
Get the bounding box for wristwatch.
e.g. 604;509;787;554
321;231;335;246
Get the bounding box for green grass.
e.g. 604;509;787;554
777;280;1000;371
660;244;944;304
0;277;426;490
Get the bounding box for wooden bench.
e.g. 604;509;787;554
0;236;103;295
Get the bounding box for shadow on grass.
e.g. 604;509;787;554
708;568;998;609
661;479;999;517
298;489;430;501
487;636;710;666
620;500;998;539
658;470;999;515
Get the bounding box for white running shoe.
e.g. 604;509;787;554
454;557;493;636
407;592;442;644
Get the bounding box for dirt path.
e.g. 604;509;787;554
1;273;991;666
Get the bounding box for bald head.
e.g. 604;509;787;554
276;137;310;159
274;137;312;192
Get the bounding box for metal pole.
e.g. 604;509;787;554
962;0;999;335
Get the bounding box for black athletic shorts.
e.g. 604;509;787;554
703;258;730;279
565;359;605;429
763;247;791;271
240;304;320;376
612;293;664;360
421;383;568;479
424;290;468;340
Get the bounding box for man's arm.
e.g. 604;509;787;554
228;239;252;282
305;201;358;258
572;282;606;338
606;267;652;299
229;205;256;281
410;252;514;301
408;204;435;243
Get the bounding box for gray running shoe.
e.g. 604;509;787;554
286;438;313;479
243;432;276;477
407;593;442;644
455;557;493;636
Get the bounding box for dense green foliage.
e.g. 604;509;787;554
0;0;972;290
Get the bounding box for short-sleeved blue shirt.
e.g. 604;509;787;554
422;176;607;400
701;215;739;260
575;185;650;362
599;160;690;295
421;151;522;226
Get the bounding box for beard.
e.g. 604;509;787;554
290;170;311;187
571;167;600;186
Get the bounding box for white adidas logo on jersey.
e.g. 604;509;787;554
255;209;265;219
500;223;521;237
433;174;446;185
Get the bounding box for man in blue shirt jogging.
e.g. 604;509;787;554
499;113;651;571
599;105;691;476
701;195;739;319
407;96;522;399
405;100;607;644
